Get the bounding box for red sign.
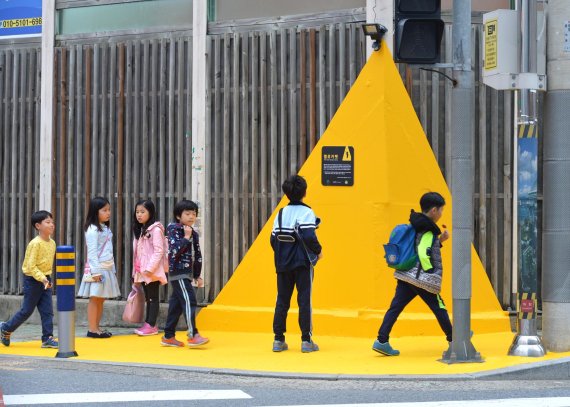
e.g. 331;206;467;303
521;299;534;313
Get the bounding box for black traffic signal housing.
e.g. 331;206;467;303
394;0;445;64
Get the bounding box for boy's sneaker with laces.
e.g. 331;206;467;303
135;323;158;336
301;340;319;353
160;336;184;347
272;340;288;352
0;322;11;347
372;339;400;356
41;337;58;349
187;333;209;347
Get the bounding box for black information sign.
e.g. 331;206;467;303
322;146;354;186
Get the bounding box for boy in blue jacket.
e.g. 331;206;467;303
270;175;323;353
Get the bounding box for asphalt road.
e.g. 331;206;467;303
1;356;570;406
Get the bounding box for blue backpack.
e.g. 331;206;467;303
383;224;418;271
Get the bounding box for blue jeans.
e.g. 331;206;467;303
3;276;54;342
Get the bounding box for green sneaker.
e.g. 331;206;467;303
272;340;288;352
301;340;319;353
372;339;400;356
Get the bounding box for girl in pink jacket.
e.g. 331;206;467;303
132;199;168;336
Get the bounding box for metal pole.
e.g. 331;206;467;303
442;0;482;364
366;0;394;59
39;0;55;211
542;0;570;352
55;246;78;358
508;0;546;357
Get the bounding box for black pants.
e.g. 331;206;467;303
142;281;160;327
4;276;53;342
273;266;313;342
378;279;453;343
164;278;198;339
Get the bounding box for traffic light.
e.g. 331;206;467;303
394;0;445;64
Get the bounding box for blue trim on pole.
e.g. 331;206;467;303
56;246;75;312
56;259;75;266
56;272;76;280
56;245;75;253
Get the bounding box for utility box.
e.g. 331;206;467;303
483;9;547;91
483;10;518;89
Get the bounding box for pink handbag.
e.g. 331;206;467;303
122;283;145;324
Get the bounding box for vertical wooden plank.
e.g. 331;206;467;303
241;33;250;255
158;39;166;222
203;36;211;303
232;33;240;272
100;44;108;195
123;41;133;295
176;38;184;200
133;41;141;202
10;50;19;293
185;38;192;200
309;29;317;150
213;35;222;296
328;24;336;122
222;33;231;284
1;51;10;292
318;25;326;137
75;45;83;270
117;43;126;297
251;32;259;237
85;47;92;208
92;44;99;196
289;28;297;175
150;40;158;203
338;23;346;102
349;24;356;86
490;88;499;292
66;47;75;245
279;29;288;183
34;49;41;235
270;30;279;210
431;72;439;163
260;32;268;224
26;50;36;258
142;40;150;198
444;25;453;185
478;83;487;269
502;91;513;307
108;43;117;200
18;50;27;290
299;29;307;165
419;68;428;134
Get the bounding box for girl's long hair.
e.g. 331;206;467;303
133;199;157;239
84;197;111;232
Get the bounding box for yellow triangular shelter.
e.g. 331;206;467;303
198;45;509;338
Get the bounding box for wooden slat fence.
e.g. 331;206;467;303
0;13;527;310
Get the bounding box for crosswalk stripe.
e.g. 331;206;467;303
3;390;251;405
260;397;570;407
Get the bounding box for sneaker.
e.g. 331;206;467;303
135;323;158;336
87;331;112;339
372;339;400;356
0;322;11;347
161;336;184;347
187;333;209;347
301;340;319;353
41;337;58;348
272;340;288;352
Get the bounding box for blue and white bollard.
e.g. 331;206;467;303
55;246;78;358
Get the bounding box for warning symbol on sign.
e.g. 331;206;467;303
343;146;352;161
322;146;354;186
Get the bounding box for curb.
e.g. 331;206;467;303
2;353;569;381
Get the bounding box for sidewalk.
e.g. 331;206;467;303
2;323;570;379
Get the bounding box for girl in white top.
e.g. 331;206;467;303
78;197;121;338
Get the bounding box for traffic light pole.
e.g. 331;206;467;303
441;0;482;364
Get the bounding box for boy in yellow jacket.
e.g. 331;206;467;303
1;211;58;348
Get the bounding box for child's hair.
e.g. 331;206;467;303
420;192;446;213
31;210;53;230
133;199;157;239
282;175;307;202
173;199;199;221
84;197;111;232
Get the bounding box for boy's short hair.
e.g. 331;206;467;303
31;210;53;230
282;175;307;202
173;199;199;220
420;192;446;213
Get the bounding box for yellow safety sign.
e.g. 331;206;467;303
484;19;498;70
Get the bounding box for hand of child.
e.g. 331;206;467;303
192;277;204;288
43;279;52;290
183;225;192;239
440;226;450;243
92;274;103;283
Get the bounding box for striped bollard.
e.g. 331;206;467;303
55;246;79;358
508;292;546;357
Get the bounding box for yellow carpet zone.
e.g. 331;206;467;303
197;43;510;338
2;332;570;376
